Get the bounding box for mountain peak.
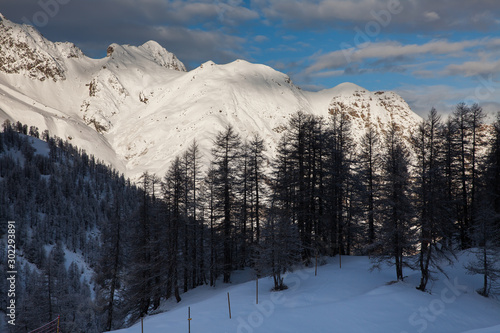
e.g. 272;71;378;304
139;40;186;71
331;82;368;94
0;14;85;81
105;41;186;72
326;82;421;145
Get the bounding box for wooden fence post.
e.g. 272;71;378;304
188;307;191;333
315;252;318;276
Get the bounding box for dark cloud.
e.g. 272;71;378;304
153;25;247;67
251;0;500;33
1;0;258;65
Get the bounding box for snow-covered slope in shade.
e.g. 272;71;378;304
0;14;422;180
112;253;500;333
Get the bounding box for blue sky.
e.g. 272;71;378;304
2;0;500;117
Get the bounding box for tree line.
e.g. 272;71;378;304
1;102;499;332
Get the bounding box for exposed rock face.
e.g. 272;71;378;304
327;83;422;145
0;16;83;81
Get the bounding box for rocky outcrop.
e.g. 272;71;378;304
0;15;83;81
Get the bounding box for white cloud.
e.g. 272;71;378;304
254;35;269;42
305;39;482;74
443;59;500;77
423;11;440;22
396;81;500;120
310;69;344;78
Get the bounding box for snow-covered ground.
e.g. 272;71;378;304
113;253;500;333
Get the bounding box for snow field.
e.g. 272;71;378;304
113;254;500;333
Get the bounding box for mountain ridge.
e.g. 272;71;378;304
0;14;422;180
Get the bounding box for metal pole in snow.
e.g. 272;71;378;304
141;316;144;333
227;292;232;319
188;307;191;333
256;277;259;304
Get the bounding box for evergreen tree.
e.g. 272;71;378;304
183;141;204;288
247;134;268;247
211;125;242;283
487;114;500;227
452;103;486;249
466;113;500;296
94;196;126;331
45;242;67;322
256;138;302;290
412;108;455;291
163;158;184;303
278;111;326;260
373;123;416;281
237;142;251;268
441;117;460;248
124;172;156;321
204;166;221;287
358;124;381;249
325;110;357;256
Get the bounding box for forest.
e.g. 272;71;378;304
0;102;499;332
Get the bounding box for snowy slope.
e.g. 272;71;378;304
0;14;422;180
112;254;500;333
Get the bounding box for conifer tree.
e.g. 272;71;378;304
204;166;221;287
412;109;454;291
326;110;356;255
358;124;381;248
451;103;486;248
247;134;267;246
163;158;184;302
256;138;302;290
94;194;126;331
124;172;156;321
466;113;500;296
184;141;204;288
373;123;416;281
211;125;242;283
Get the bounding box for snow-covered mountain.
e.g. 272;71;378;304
0;14;422;180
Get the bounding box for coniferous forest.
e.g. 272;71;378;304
1;103;500;332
